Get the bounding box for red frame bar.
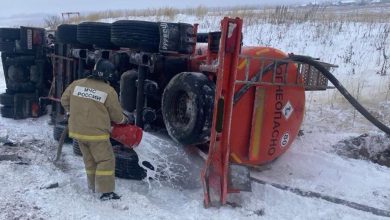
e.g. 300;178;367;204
201;17;243;207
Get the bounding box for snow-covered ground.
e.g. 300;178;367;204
1;12;390;219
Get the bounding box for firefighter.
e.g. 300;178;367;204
61;58;128;201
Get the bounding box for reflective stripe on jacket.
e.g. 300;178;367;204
61;78;125;141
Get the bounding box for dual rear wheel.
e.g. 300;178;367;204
162;72;215;145
120;71;214;145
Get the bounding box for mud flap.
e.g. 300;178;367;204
228;164;251;192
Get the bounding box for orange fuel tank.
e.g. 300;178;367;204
229;46;305;165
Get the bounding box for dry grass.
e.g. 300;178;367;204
218;5;390;25
65;7;180;24
58;4;390;25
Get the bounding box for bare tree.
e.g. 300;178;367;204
44;15;62;29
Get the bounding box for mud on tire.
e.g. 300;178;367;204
162;72;215;145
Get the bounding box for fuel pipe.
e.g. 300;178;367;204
289;54;390;135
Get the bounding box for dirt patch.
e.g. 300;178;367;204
0;154;21;161
333;133;390;167
0;201;46;220
0;137;55;164
0;139;53;219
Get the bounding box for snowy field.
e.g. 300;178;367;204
1;11;390;220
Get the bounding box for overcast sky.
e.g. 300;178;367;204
0;0;326;27
0;0;323;18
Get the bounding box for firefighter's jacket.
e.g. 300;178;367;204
61;78;125;141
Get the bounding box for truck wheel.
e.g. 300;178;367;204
120;70;138;112
0;93;14;106
162;72;215;145
53;124;72;143
72;140;82;156
0;41;16;53
0;106;14;118
7;65;29;83
0;28;20;40
111;20;160;52
113;145;148;180
196;33;209;43
158;22;195;54
77;22;117;49
6;82;35;93
56;24;79;44
5;56;36;66
209;32;221;52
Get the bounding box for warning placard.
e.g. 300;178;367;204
282;101;293;120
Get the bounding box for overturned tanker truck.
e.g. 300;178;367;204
1;17;389;207
0;27;52;119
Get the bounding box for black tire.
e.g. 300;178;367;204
120;70;138;112
0;106;14;118
5;56;35;66
196;33;209;43
5;88;16;95
53;124;72;143
0;40;16;53
111;20;160;52
209;32;221;52
7;65;29;83
0;28;20;40
113;145;148;180
194;32;221;51
77;22;117;49
0;93;14;106
72;140;82;156
158;22;195;54
6;81;35;93
56;24;79;44
162;72;215;145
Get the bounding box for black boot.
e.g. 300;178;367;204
100;192;121;201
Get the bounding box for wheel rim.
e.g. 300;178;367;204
173;91;192;126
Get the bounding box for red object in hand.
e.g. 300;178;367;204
111;124;143;149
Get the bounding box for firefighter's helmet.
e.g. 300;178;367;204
91;58;115;82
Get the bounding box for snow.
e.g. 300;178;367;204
1;12;390;220
341;0;358;4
